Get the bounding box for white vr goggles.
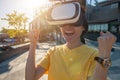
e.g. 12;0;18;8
46;1;85;26
30;1;86;30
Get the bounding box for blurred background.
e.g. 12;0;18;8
0;0;120;80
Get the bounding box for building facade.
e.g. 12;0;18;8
86;0;120;42
29;0;120;42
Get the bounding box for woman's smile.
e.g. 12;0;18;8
60;25;84;42
65;30;74;36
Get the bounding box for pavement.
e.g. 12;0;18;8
0;42;53;80
108;49;120;80
0;41;120;80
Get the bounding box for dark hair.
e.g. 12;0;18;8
67;7;88;44
78;8;88;44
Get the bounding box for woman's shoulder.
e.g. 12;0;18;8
85;45;98;51
84;45;99;55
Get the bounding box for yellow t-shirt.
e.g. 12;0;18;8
38;44;99;80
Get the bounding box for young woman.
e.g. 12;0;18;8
25;1;116;80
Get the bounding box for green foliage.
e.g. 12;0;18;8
1;27;8;33
0;11;29;43
7;29;16;38
15;29;28;38
1;28;28;42
1;11;28;30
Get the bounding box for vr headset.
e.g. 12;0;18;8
46;1;86;26
30;1;87;30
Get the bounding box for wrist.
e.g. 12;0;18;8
94;57;112;69
99;53;110;58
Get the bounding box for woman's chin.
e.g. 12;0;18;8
64;38;73;43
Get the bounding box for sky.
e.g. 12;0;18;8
0;0;105;31
0;0;50;30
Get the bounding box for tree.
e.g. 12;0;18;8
1;27;8;33
1;11;28;30
23;17;28;29
1;11;28;42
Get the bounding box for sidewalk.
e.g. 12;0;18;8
0;42;55;80
108;48;120;80
0;43;30;63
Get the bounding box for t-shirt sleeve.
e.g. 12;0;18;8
37;47;54;70
88;49;99;77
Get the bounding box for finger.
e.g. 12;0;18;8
97;36;106;46
100;31;106;36
32;26;37;31
106;31;117;42
32;22;38;31
32;28;39;33
106;31;112;35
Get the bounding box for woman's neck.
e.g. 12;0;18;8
66;41;83;49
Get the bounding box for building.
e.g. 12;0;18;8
86;0;120;42
0;33;9;42
30;0;120;42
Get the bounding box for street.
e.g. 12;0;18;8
0;42;120;80
0;42;55;80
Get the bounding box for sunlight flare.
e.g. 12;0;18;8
26;0;50;9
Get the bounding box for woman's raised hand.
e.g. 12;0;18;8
97;31;116;58
29;24;40;46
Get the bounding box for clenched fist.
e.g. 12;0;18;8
97;31;116;58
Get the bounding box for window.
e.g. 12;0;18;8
100;24;108;31
88;24;108;32
111;3;118;8
110;26;117;33
96;25;100;32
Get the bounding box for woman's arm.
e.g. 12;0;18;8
25;44;46;80
89;31;116;80
25;26;46;80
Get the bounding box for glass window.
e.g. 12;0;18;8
92;25;94;31
104;24;108;31
87;0;107;6
110;26;117;33
88;25;92;31
88;24;108;32
93;25;96;31
96;24;100;32
111;3;118;8
100;24;108;31
89;25;94;31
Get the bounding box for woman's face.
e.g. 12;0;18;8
60;24;85;43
